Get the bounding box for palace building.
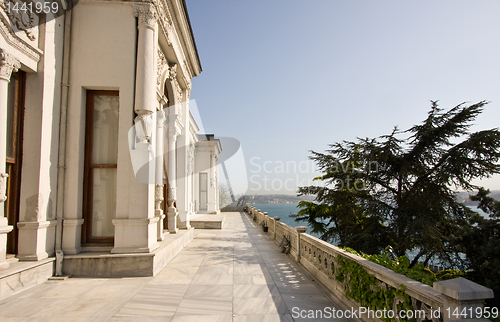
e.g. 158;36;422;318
0;0;220;297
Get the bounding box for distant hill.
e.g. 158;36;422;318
241;191;500;205
242;194;315;204
455;190;500;205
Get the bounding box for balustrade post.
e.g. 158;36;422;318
295;226;307;263
273;216;280;240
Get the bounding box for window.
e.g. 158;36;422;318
82;91;119;244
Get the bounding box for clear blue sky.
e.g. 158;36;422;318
186;0;500;195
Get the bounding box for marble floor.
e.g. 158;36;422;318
0;212;353;322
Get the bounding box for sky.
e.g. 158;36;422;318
186;0;500;195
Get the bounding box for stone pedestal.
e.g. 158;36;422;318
112;217;159;253
0;218;12;269
17;221;57;261
434;277;494;322
61;218;84;255
167;207;179;234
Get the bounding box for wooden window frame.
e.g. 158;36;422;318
5;71;25;255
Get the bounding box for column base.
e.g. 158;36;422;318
17;220;57;261
0;221;13;269
61;218;84;255
167;208;178;234
178;221;191;230
112;217;160;254
155;209;166;241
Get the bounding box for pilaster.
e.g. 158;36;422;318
166;115;179;233
0;49;19;268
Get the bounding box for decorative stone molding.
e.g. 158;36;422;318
0;49;21;81
188;143;195;175
183;60;192;80
0;172;8;202
0;16;41;63
155;184;164;210
157;49;167;85
134;113;154;145
134;3;157;30
155;0;173;46
1;0;36;40
168;63;177;80
167;185;176;205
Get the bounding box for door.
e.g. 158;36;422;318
82;91;119;244
5;71;25;254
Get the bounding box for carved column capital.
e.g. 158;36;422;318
134;113;154;145
167;185;176;205
134;3;157;30
167;129;178;142
156;109;166;127
155;184;164;210
0;49;20;82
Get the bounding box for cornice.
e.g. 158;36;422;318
154;0;200;86
0;11;42;63
169;0;200;76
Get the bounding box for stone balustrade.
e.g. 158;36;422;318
244;206;494;322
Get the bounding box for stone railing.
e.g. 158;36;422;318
244;206;494;322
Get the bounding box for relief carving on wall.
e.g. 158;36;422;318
154;0;173;45
157;49;167;86
0;0;36;40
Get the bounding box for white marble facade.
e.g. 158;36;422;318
0;0;220;274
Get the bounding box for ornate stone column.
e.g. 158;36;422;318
133;3;156;117
0;50;20;268
166;114;179;233
112;5;159;253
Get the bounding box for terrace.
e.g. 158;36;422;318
0;212;353;321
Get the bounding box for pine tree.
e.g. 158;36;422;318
298;101;500;268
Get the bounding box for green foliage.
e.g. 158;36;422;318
435;269;467;281
458;188;500;309
335;255;413;322
341;247;437;286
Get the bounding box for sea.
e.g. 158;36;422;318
250;203;322;239
250;202;491;266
